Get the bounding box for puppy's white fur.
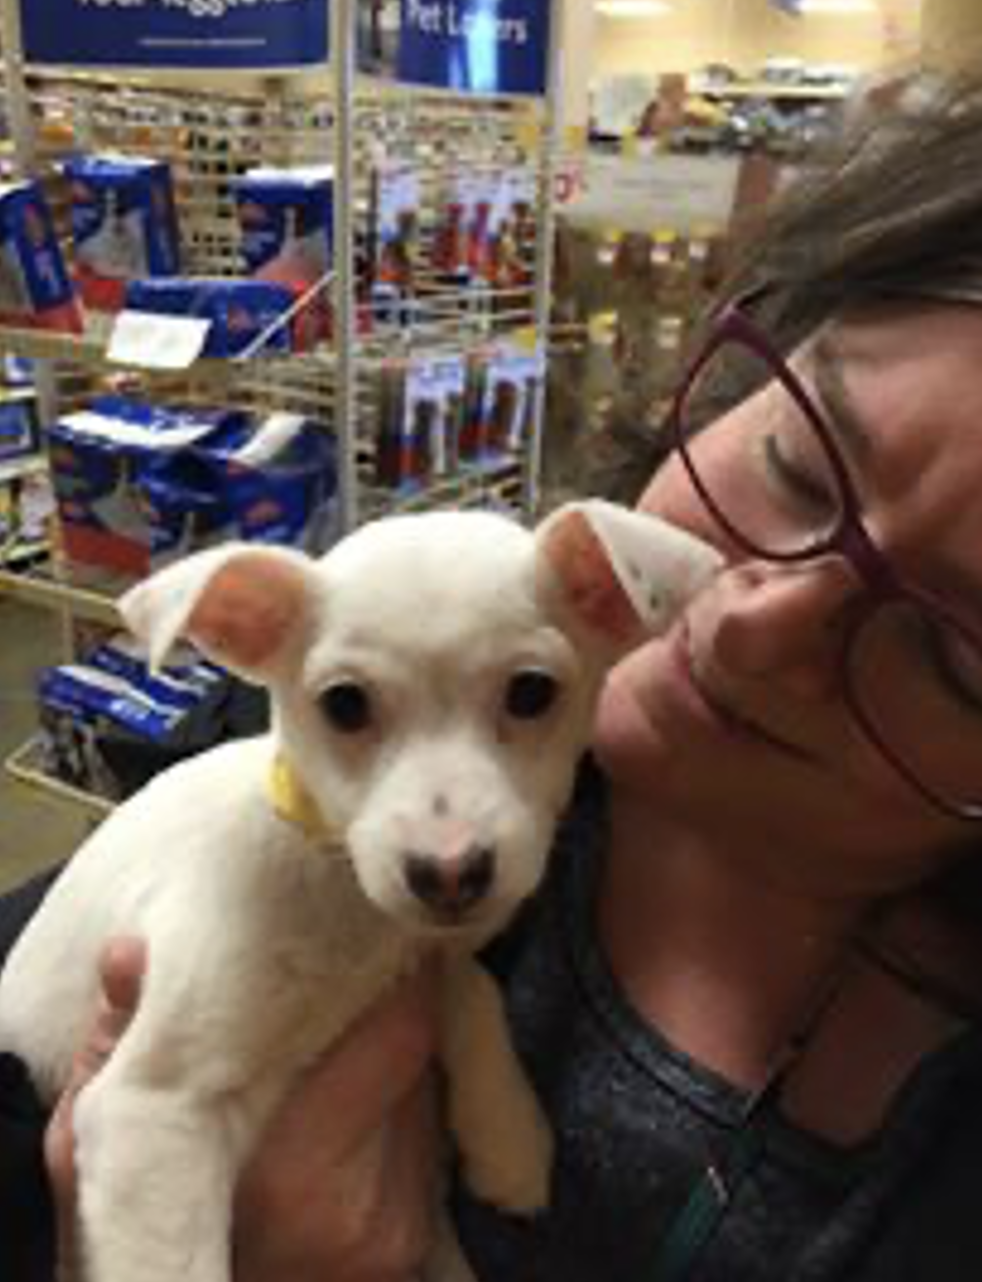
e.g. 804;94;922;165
0;501;721;1282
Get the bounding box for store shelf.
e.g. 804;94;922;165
5;735;115;820
0;453;45;485
698;82;848;102
0;537;49;569
369;455;525;519
0;325;247;381
0;386;36;404
0;557;124;625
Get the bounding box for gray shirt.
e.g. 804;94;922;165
453;765;982;1282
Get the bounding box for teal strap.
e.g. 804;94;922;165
649;1124;766;1282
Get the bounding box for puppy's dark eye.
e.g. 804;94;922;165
505;670;560;721
319;682;373;734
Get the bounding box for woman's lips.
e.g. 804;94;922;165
671;627;815;761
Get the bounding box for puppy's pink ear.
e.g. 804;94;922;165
535;500;723;661
119;544;316;681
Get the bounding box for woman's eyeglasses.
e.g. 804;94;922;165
666;298;982;822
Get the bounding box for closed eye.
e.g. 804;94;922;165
762;431;839;518
923;618;982;715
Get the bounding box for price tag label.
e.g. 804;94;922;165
107;311;212;371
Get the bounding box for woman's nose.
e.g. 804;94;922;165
706;556;859;699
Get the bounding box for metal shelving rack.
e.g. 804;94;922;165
0;0;565;812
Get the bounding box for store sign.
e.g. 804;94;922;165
20;0;329;70
397;0;550;98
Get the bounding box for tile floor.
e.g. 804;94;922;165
0;598;91;892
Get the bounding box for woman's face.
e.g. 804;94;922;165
594;305;982;890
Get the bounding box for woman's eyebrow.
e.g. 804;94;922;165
808;334;873;467
805;336;982;627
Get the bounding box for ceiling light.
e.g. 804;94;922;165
596;0;671;18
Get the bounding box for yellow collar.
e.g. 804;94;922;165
267;755;337;844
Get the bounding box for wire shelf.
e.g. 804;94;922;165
5;734;116;819
0;1;565;812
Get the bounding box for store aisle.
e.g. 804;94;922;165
0;600;90;892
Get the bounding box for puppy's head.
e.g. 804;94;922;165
120;503;720;939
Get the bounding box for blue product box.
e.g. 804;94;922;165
87;640;223;710
37;660;208;800
141;454;234;567
124;278;295;358
63;156;182;312
0;181;82;332
0;397;38;462
140;410;338;566
234;166;334;348
48;398;238;574
198;413;338;554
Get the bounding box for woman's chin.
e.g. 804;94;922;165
592;668;677;792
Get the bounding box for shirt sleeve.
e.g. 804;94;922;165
0;867;63;1282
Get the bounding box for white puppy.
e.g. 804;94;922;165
0;500;721;1282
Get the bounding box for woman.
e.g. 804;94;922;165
8;70;982;1281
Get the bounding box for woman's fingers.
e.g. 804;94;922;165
371;1074;442;1273
67;938;147;1082
300;962;440;1153
46;937;146;1178
234;965;442;1281
44;944;440;1282
45;937;147;1273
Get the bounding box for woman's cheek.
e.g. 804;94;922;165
637;455;716;546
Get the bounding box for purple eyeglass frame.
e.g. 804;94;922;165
665;295;982;823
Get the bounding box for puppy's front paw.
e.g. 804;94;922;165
463;1097;554;1215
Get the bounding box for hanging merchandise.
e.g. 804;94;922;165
397;0;551;98
375;356;467;490
370;162;421;326
478;339;543;456
20;0;330;70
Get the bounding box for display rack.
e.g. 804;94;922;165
0;0;566;813
697;81;848;102
7;734;115;820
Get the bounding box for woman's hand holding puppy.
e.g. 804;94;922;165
48;941;441;1282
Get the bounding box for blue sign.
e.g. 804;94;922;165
398;0;550;98
21;0;330;70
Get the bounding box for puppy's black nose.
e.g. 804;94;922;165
404;847;496;917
